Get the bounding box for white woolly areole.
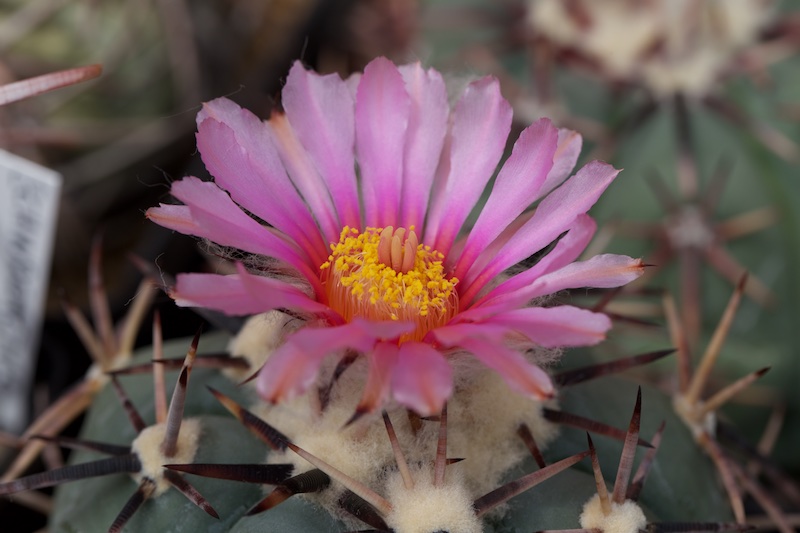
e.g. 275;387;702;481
251;354;561;525
446;368;560;497
579;494;647;533
385;467;481;533
131;418;202;496
226;311;292;383
672;394;717;441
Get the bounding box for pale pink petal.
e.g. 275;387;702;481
356;342;399;414
464;254;643;322
398;62;449;231
424;76;513;258
268;112;341;245
196;109;327;265
147;177;321;291
431;323;553;399
472;214;597;309
461;160;620;305
171;269;330;316
391;342;452;416
454;118;558;279
356;57;410;227
453;210;534;279
486;306;612;347
537;128;582;199
282;61;360;229
258;319;414;403
519;254;645;301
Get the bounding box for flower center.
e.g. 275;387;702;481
320;226;459;342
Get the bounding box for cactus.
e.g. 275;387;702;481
1;1;799;532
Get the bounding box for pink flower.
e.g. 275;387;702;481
147;57;644;416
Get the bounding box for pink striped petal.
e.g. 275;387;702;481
398;62;449;231
463;254;643;322
356;342;399;414
258;319;414;403
282;61;360;229
268;111;341;245
454;118;558;279
356;57;410;227
473;214;597;310
537;128;582;200
147;178;321;291
461;160;620;305
196;105;327;264
431;323;553;399
486;306;612;347
171;268;330;317
519;254;645;302
391;342;452;416
424;76;512;258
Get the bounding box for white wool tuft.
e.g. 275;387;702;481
225;311;293;383
385;466;482;533
130;418;202;495
579;494;647;533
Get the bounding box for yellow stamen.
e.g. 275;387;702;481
320;226;459;342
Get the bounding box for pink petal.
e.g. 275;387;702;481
472;214;597;310
196;107;327;265
424;76;512;258
537;128;582;199
461;160;620;305
486;306;612;347
147;177;321;293
391;342;452;416
258;319;414;403
464;253;643;322
356;57;410;227
432;323;553;399
454;118;558;279
282;61;360;229
398;62;449;231
517;254;645;302
268;112;341;245
356;342;399;414
171;268;331;317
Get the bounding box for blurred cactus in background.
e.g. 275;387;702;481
1;0;799;532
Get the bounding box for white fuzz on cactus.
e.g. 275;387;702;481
579;493;647;533
131;418;202;496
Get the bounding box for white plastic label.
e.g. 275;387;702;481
0;149;61;432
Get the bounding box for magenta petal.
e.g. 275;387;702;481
461;160;620;305
432;323;553;399
520;254;645;302
269;112;341;245
460;335;554;399
258;319;414;403
356;57;410;227
256;327;359;404
196;111;327;265
148;177;320;291
487;306;612;347
398;63;449;231
424;76;513;258
473;214;597;310
454;118;558;279
391;342;452;416
357;342;399;413
282;61;360;229
172;269;330;316
537;128;582;199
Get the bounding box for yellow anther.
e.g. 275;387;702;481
320;226;459;342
